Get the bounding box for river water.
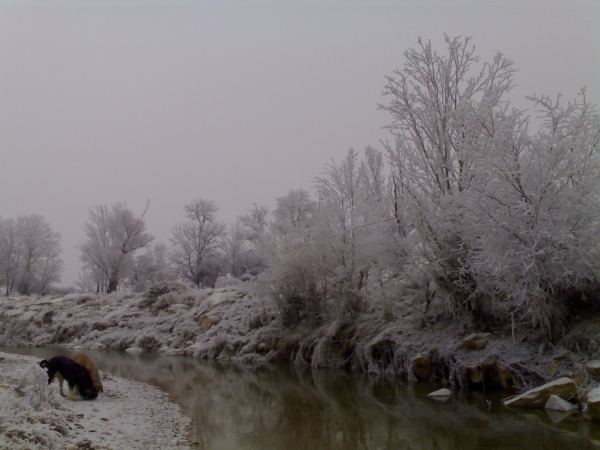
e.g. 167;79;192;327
2;346;598;449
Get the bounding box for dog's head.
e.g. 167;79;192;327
80;386;99;400
39;359;48;369
78;376;99;400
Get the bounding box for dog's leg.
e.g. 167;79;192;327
56;373;66;397
68;384;76;401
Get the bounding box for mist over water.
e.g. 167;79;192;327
4;347;597;450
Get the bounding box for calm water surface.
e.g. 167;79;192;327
2;346;598;450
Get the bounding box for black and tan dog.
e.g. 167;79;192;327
39;356;98;400
73;353;103;393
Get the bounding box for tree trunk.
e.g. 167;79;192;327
107;278;119;293
19;280;30;296
107;279;118;293
107;266;121;293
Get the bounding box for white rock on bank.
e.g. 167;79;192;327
586;386;600;421
428;388;452;398
503;377;577;408
88;342;106;351
462;333;491;350
544;394;577;412
164;348;185;356
125;346;144;353
586;360;600;376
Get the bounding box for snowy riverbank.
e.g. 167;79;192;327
2;286;600;393
0;351;190;450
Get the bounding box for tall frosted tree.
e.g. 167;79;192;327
261;189;323;325
0;218;21;295
170;198;227;288
313;148;392;316
0;215;63;295
223;205;269;279
79;202;154;293
379;36;517;313
262;148;393;325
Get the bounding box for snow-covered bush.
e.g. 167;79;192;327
144;280;188;299
380;35;600;334
215;274;242;288
136;333;162;351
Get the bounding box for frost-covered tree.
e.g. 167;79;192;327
170;198;227;288
20;217;63;295
76;264;109;293
78;202;154;293
17;215;62;295
239;204;269;242
225;204;269;279
74;266;96;293
262;148;396;325
380;35;600;333
313;148;392;316
127;242;176;292
261;189;324;325
461;92;600;332
0;218;21;295
379;35;517;314
0;215;63;295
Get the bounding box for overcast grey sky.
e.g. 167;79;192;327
1;0;599;286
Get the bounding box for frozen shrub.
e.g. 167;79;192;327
151;296;174;311
170;328;197;348
248;313;272;330
145;280;188;299
215;274;242;288
107;336;136;350
76;294;95;305
11;364;62;415
211;334;228;358
136;334;162;351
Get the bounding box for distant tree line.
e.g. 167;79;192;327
74;197;265;293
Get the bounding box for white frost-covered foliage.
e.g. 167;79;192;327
259;189;325;326
177;36;595;348
125;242;177;293
379;35;600;333
254;36;600;337
458;92;600;332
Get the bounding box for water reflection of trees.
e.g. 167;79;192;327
135;358;593;450
2;348;595;450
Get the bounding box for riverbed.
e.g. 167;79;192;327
2;347;598;449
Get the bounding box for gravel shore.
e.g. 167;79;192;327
0;351;191;450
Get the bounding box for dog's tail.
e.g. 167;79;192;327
39;359;48;369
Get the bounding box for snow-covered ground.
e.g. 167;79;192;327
0;285;280;363
0;351;190;450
